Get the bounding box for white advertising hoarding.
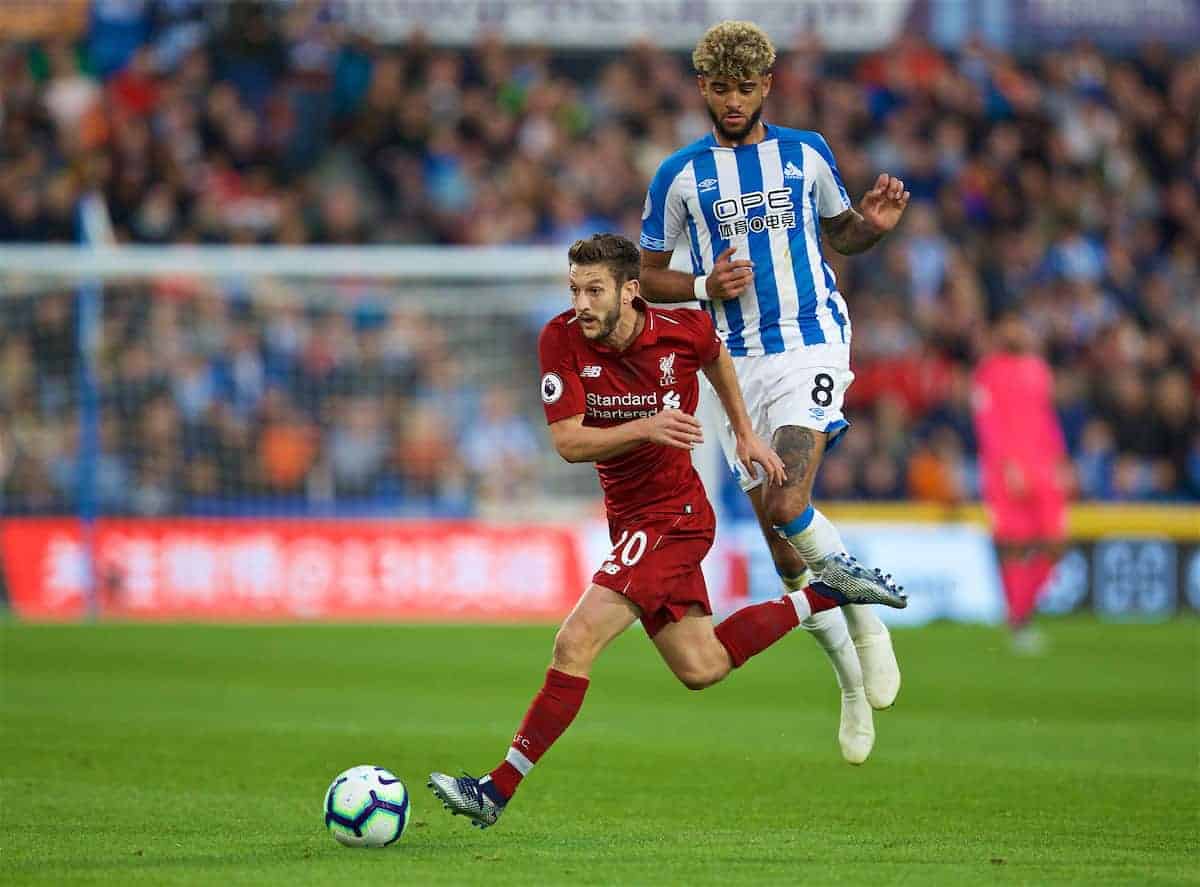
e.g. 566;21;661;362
340;0;915;51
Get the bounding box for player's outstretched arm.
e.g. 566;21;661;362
701;347;787;486
821;173;910;255
638;248;696;303
548;411;704;463
640;247;753;304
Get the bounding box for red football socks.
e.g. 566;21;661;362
715;595;808;669
1027;554;1055;604
486;668;589;801
802;585;842;616
1002;559;1037;627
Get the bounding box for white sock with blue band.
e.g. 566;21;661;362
776;505;886;639
775;504;843;567
778;566;862;692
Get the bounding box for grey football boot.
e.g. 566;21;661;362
428;772;505;829
809;553;907;609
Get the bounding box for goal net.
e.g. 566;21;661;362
0;244;600;519
0;245;619;619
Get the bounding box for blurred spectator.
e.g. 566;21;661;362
393;403;467;500
258;390;319;494
327;398;388;496
1075;419;1118;500
461;386;540;504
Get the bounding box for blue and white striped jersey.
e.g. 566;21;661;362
640;124;853;358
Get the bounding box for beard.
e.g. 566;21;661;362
578;302;621;341
709;103;762;142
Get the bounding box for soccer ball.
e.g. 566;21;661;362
323;765;410;847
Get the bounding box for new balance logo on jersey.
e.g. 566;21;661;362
662;389;681;410
659;352;677;386
697;177;719;192
580;365;602;378
783;161;804;180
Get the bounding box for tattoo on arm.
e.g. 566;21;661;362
821;210;884;255
772;426;820;490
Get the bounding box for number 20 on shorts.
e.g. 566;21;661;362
604;530;648;569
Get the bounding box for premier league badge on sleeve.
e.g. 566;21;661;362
541;372;564;404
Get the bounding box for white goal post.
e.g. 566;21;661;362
0;244;566;281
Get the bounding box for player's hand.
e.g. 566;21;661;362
859;173;910;233
642;409;704;450
735;430;787;487
706;247;754;301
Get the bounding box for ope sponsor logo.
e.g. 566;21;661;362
714;188;797;238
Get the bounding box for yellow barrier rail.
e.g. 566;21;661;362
820;502;1200;541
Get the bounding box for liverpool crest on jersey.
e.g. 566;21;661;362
658;352;677;386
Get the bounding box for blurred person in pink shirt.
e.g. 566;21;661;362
972;311;1068;652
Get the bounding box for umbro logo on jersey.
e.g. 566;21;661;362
580;365;602;378
697;177;719;192
783;161;804;180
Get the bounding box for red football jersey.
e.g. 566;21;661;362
538;297;723;522
972;351;1067;489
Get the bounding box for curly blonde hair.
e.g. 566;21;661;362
692;20;776;80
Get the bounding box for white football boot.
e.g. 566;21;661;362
853;619;902;710
838;684;875;765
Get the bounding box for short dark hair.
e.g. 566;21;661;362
567;233;640;289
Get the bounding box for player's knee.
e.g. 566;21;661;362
765;494;811;530
675;660;730;691
551;622;596;673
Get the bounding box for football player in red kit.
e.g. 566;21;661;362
973;310;1069;652
429;234;906;828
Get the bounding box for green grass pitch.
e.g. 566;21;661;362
1;618;1196;885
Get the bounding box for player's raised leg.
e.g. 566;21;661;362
744;485;875;762
764;424;904;707
429;584;639;828
652;579;904;685
653;594;811;691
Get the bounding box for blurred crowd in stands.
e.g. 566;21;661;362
0;282;544;515
0;1;1197;512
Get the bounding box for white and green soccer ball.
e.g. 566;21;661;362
323;765;410;847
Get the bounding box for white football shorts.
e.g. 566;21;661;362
706;350;854;492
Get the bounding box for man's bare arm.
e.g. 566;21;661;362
821;173;910;255
639;249;701;303
820;209;887;255
548;411;704;463
640;247;755;304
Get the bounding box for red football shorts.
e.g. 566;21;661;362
985;486;1067;543
591;503;716;637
